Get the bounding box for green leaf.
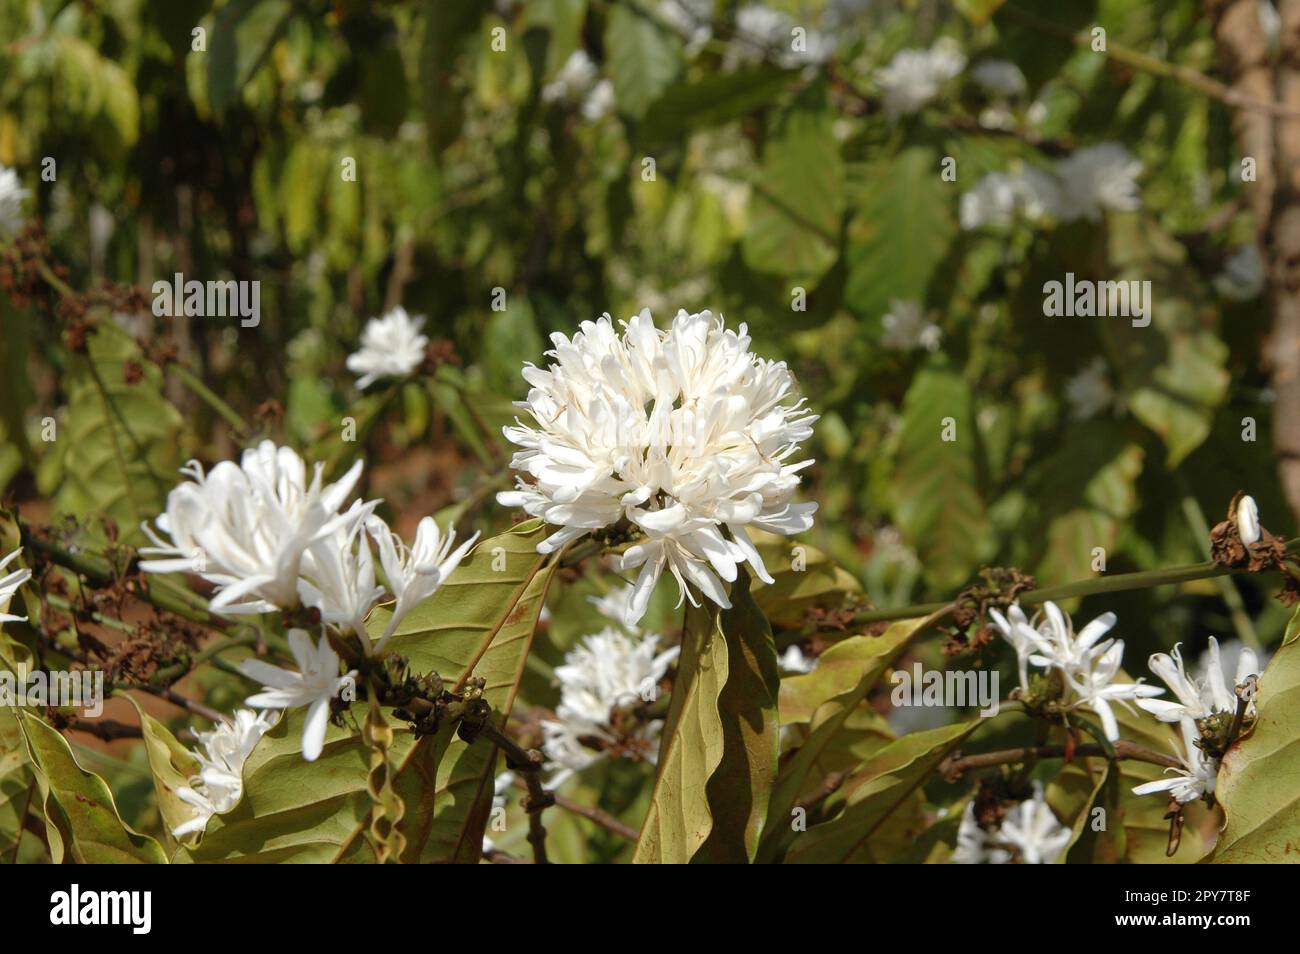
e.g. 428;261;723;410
642;68;792;143
1211;638;1300;862
186;521;558;863
845;147;957;318
784;720;980;863
742;109;844;284
123;696;201;852
635;574;781;863
954;0;1008;25
605;4;682;120
17;710;166;863
54;324;184;542
759;617;928;861
894;358;993;591
696;573;781;862
0;709;38;864
746;530;863;632
207;0;294;114
1105;216;1229;467
629;605;731;863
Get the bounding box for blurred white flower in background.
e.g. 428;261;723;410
659;0;714;55
172;709;278;838
1054;143;1142;221
542;50;599;103
347;306;428;388
778;644;816;674
875;39;966;119
0;165;30;238
240;629;357;762
498;309;818;626
0;548;32;624
970;59;1027;98
728;5;835;69
1213;245;1266;301
996;783;1073;863
581;79;616;120
959;168;1060;230
954;783;1071;864
1064;357;1117;421
880;299;943;352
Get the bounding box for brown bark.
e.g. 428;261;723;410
1209;0;1300;526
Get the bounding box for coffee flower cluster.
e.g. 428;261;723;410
498;309;818;627
541;585;680;786
141;441;475;760
954;783;1072;865
990;601;1162;742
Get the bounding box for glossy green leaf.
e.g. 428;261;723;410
784;720;980;863
894;358;992;591
54;324;184;542
742;109;844;284
845;146;956;319
123;696;202;852
605;4;682;120
760;618;927;861
17;710;167;864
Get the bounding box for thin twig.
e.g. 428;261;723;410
856;537;1300;624
479;720;553;864
939;739;1182;780
509;777;639;841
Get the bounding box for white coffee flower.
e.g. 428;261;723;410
367;515;478;649
728;5;834;69
173;709;278;838
880;299;942;352
993;601;1161;740
240;629;357;762
970;60;1027;98
1138;636;1259;724
954;783;1070;864
541;626;679;784
875;39;966;119
995;782;1072;863
581;79;616;121
1213;245;1265;301
1064;357;1116;421
659;0;714;54
346;306;428;389
296;501;384;640
542;50;598;103
0;548;31;625
1065;640;1164;743
960;168;1061;230
778;644;816;674
953;802;999;864
0;165;30;238
1132;715;1219;805
1054;143;1142;221
1237;494;1261;546
498;309;818;626
140;441;368;616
